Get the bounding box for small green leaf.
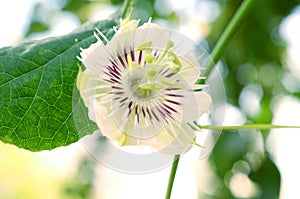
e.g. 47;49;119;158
0;19;117;151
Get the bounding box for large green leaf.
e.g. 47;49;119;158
0;19;117;151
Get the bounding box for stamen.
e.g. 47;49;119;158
145;54;155;64
165;39;174;49
148;70;156;76
162;81;184;89
166;51;182;72
139;82;163;90
155;40;174;64
137;42;152;51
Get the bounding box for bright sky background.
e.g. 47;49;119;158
0;1;35;46
1;1;300;199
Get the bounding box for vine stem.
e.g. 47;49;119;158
165;155;180;199
166;0;255;198
199;124;300;131
203;0;255;77
121;0;135;19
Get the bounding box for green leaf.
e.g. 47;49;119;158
25;21;50;37
249;153;281;199
0;19;117;151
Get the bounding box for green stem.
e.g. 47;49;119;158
199;124;300;131
203;0;255;77
165;155;180;199
121;0;135;19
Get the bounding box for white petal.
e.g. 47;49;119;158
120;119;177;149
153;123;194;154
77;68;92;94
77;69;96;106
182;91;212;122
80;41;110;74
135;23;169;49
120;134;137;145
178;56;201;85
122;122;194;154
78;69;113;107
94;102;124;141
107;30;135;58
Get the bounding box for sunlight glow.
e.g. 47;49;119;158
268;96;300;199
229;172;260;198
280;6;300;80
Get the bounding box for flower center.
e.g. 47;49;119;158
124;40;183;101
129;68;164;100
131;78;151;98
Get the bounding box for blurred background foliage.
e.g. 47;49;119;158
2;0;300;198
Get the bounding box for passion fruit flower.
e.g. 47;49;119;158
77;18;212;154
